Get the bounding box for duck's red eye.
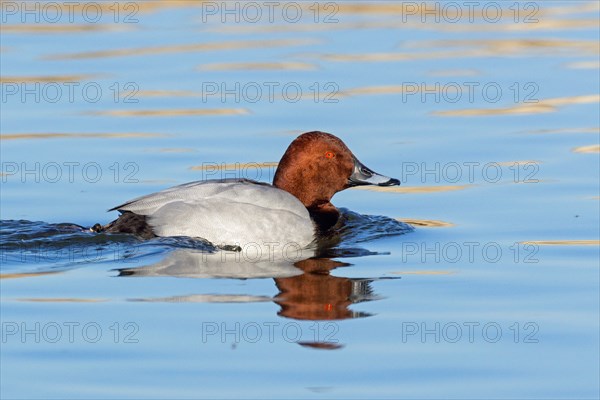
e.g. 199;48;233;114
325;151;335;159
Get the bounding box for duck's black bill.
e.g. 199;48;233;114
347;158;401;187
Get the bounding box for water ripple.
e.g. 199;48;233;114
0;210;412;275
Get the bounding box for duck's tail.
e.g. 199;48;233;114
90;223;104;233
96;212;156;239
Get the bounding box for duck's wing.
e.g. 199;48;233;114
109;179;263;213
109;179;315;248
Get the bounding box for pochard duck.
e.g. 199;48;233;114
102;131;400;249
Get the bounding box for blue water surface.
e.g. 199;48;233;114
1;2;599;399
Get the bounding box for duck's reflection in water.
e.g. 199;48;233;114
118;246;390;348
274;257;378;321
118;248;306;280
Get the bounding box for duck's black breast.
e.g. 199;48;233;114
308;204;341;234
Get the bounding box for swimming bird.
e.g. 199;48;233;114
100;131;400;250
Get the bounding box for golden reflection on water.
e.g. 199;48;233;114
398;218;455;228
319;49;483;63
435;103;554;117
199;61;317;71
89;108;249;117
17;298;107;303
566;61;600;69
496;160;541;167
0;271;61;279
1;132;166;141
334;3;439;15
205;0;599;36
545;2;600;17
339;85;407;97
572;145;600;154
521;240;600;246
338;84;458;98
2;0;202;15
125;85;595;108
0;74;98;83
523;127;599;135
130;90;199;98
204;3;451;34
319;36;598;64
432;19;600;33
45;39;320;60
416;38;599;55
1;24;132;33
210;17;599;35
434;95;600;117
334;1;600;24
132;86;429;101
206;21;401;35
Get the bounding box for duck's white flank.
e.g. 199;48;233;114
112;179;316;249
